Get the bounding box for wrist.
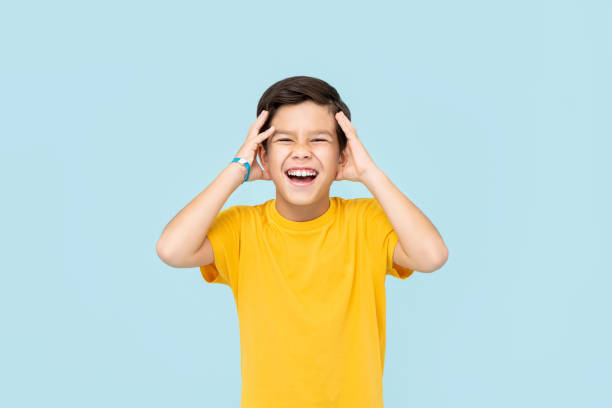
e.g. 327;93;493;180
230;161;246;175
361;166;385;189
230;157;250;183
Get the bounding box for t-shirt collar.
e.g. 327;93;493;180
267;197;337;231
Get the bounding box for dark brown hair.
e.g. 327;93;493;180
256;76;350;156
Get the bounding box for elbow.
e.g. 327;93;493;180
422;246;448;273
434;246;449;271
156;238;173;265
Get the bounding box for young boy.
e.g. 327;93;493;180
156;76;448;407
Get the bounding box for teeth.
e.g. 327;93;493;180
287;169;317;177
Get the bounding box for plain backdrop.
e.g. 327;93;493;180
1;0;610;407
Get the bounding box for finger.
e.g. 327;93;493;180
249;110;269;135
335;111;348;124
255;125;275;142
336;111;356;132
335;112;356;138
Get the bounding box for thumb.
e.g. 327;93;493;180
258;161;271;180
251;159;268;181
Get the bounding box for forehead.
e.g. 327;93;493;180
269;100;335;133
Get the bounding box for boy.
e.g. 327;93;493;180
156;76;448;407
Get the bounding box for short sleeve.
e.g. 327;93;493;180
199;205;242;287
363;198;415;280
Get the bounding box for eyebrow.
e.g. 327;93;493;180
273;129;333;137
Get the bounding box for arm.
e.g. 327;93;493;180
333;111;448;273
156;162;245;266
362;168;448;273
157;110;276;267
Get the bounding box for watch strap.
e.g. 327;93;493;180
231;157;250;183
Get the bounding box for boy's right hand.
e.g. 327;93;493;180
234;110;276;182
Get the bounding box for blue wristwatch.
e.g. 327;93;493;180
231;157;250;183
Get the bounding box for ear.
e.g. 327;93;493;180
335;149;347;179
337;149;348;167
257;144;267;166
257;145;271;178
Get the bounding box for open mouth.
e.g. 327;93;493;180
285;170;319;187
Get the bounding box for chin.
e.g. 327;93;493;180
274;171;331;201
288;196;320;205
285;189;331;208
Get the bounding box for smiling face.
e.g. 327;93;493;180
258;100;347;222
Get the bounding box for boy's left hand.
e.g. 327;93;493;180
334;111;379;182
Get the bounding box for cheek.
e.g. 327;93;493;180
318;148;338;163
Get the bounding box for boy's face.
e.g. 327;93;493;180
258;100;345;215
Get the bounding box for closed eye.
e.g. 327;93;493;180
277;138;328;142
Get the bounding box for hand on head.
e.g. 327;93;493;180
234;110;275;182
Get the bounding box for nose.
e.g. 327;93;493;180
290;140;313;159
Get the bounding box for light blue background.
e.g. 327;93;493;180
1;0;610;406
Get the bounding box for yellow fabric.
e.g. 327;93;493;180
200;196;414;407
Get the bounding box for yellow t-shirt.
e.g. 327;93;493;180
200;196;414;408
